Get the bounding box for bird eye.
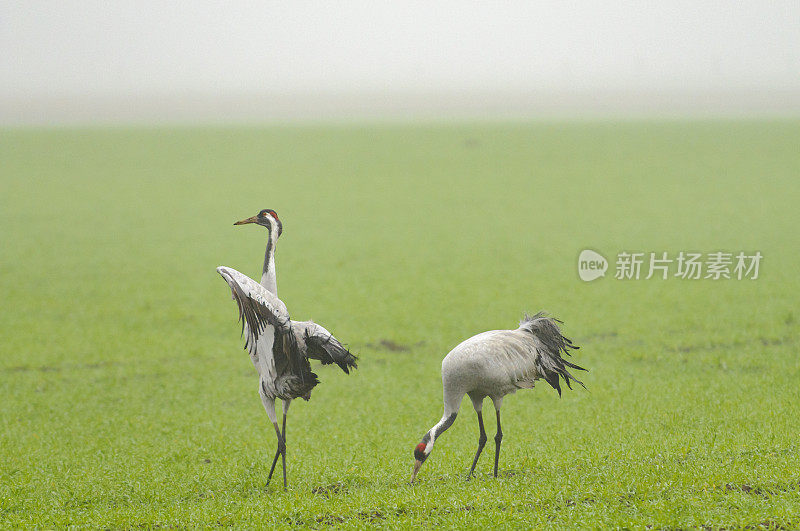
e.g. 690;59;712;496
259;211;267;217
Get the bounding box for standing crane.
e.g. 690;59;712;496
410;312;585;483
217;209;357;488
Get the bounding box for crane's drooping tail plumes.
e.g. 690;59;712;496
519;312;586;395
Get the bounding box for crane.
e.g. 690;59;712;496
217;209;357;488
410;312;585;483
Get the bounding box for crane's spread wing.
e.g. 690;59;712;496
216;266;293;357
292;321;358;374
216;267;353;398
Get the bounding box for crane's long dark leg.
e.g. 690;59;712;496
266;399;290;488
261;388;291;489
280;400;290;488
267;450;279;482
465;395;487;479
493;408;503;478
266;421;285;486
467;410;488;478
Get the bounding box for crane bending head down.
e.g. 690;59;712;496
410;313;586;484
234;208;283;238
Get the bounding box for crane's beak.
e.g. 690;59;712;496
410;459;423;484
234;216;259;226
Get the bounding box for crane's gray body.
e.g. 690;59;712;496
444;329;543;404
440;315;583;414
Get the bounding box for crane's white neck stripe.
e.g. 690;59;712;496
422;412;457;453
260;232;278;295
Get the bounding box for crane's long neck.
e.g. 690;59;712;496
422;390;463;450
260;232;278;295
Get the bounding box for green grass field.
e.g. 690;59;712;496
1;121;799;529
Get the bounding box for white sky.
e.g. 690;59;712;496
1;2;798;120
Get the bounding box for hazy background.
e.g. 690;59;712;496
2;1;799;124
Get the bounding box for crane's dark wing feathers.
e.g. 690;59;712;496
275;333;319;399
299;322;358;374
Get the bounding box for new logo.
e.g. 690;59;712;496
578;249;608;282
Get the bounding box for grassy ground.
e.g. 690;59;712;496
1;121;799;529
